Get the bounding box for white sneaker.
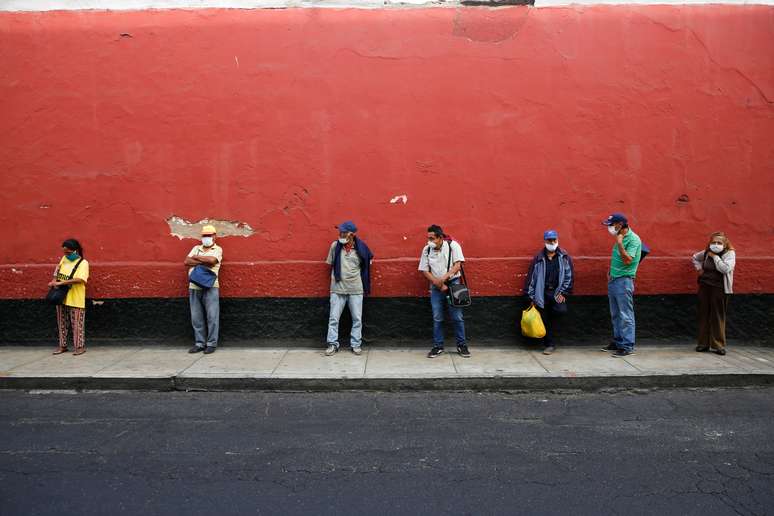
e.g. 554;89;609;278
352;347;362;356
325;344;338;356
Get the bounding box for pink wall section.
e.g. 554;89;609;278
1;6;772;298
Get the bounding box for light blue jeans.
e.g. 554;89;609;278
189;288;219;349
608;277;635;352
326;293;363;349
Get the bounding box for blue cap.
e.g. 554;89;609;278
337;220;357;233
543;229;558;240
602;213;628;226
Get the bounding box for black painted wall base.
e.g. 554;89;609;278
1;295;771;346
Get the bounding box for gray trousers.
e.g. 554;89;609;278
189;288;220;348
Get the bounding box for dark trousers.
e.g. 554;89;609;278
697;284;729;351
535;294;561;347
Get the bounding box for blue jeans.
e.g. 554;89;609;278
326;293;363;349
608;277;635;352
189;288;220;348
430;281;466;348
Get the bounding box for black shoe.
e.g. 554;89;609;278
713;349;726;356
188;346;205;354
457;345;471;358
696;346;709;352
427;347;444;358
204;347;216;355
612;349;635;357
601;343;619;352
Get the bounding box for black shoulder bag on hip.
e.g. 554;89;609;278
444;241;472;308
45;258;84;306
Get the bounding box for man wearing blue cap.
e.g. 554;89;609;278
324;221;374;356
601;213;642;357
524;230;574;354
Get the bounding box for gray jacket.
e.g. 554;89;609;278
692;249;735;294
524;248;574;309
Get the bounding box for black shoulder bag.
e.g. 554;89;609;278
46;258;83;305
444;241;472;308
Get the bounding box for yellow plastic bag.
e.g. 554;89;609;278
521;303;546;338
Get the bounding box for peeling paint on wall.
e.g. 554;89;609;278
166;216;255;239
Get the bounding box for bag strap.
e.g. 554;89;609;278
67;258;84;280
445;241;468;286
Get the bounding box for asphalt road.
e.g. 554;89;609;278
1;388;772;516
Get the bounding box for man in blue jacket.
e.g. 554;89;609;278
524;229;574;355
324;221;374;356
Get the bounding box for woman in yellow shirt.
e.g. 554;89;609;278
48;239;90;355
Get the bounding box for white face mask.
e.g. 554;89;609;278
338;237;349;244
607;225;619;236
201;236;214;247
545;243;558;252
709;244;724;253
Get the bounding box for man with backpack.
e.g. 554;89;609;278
601;213;643;357
418;224;470;359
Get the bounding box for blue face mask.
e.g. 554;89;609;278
65;252;79;261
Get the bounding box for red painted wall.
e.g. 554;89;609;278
1;6;772;299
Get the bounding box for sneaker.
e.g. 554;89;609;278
352;347;362;356
325;344;338;356
427;347;444;358
457;345;471;358
188;346;205;354
543;346;556;355
601;343;618;352
612;349;635;357
203;346;216;355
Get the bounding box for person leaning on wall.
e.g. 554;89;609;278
48;239;90;356
324;220;374;357
691;232;736;356
523;229;574;355
185;225;222;355
418;224;470;359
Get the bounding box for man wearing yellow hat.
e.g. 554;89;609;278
184;224;223;354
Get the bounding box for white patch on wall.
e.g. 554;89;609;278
166;216;255;239
390;194;408;204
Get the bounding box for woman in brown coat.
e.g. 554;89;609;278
691;232;736;355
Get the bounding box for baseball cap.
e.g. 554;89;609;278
337;221;358;233
602;213;628;226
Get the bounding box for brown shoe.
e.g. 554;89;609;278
73;349;86;356
52;348;68;355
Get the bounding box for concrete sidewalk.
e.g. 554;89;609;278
1;344;773;391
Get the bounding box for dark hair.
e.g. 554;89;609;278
62;239;84;258
427;225;444;238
